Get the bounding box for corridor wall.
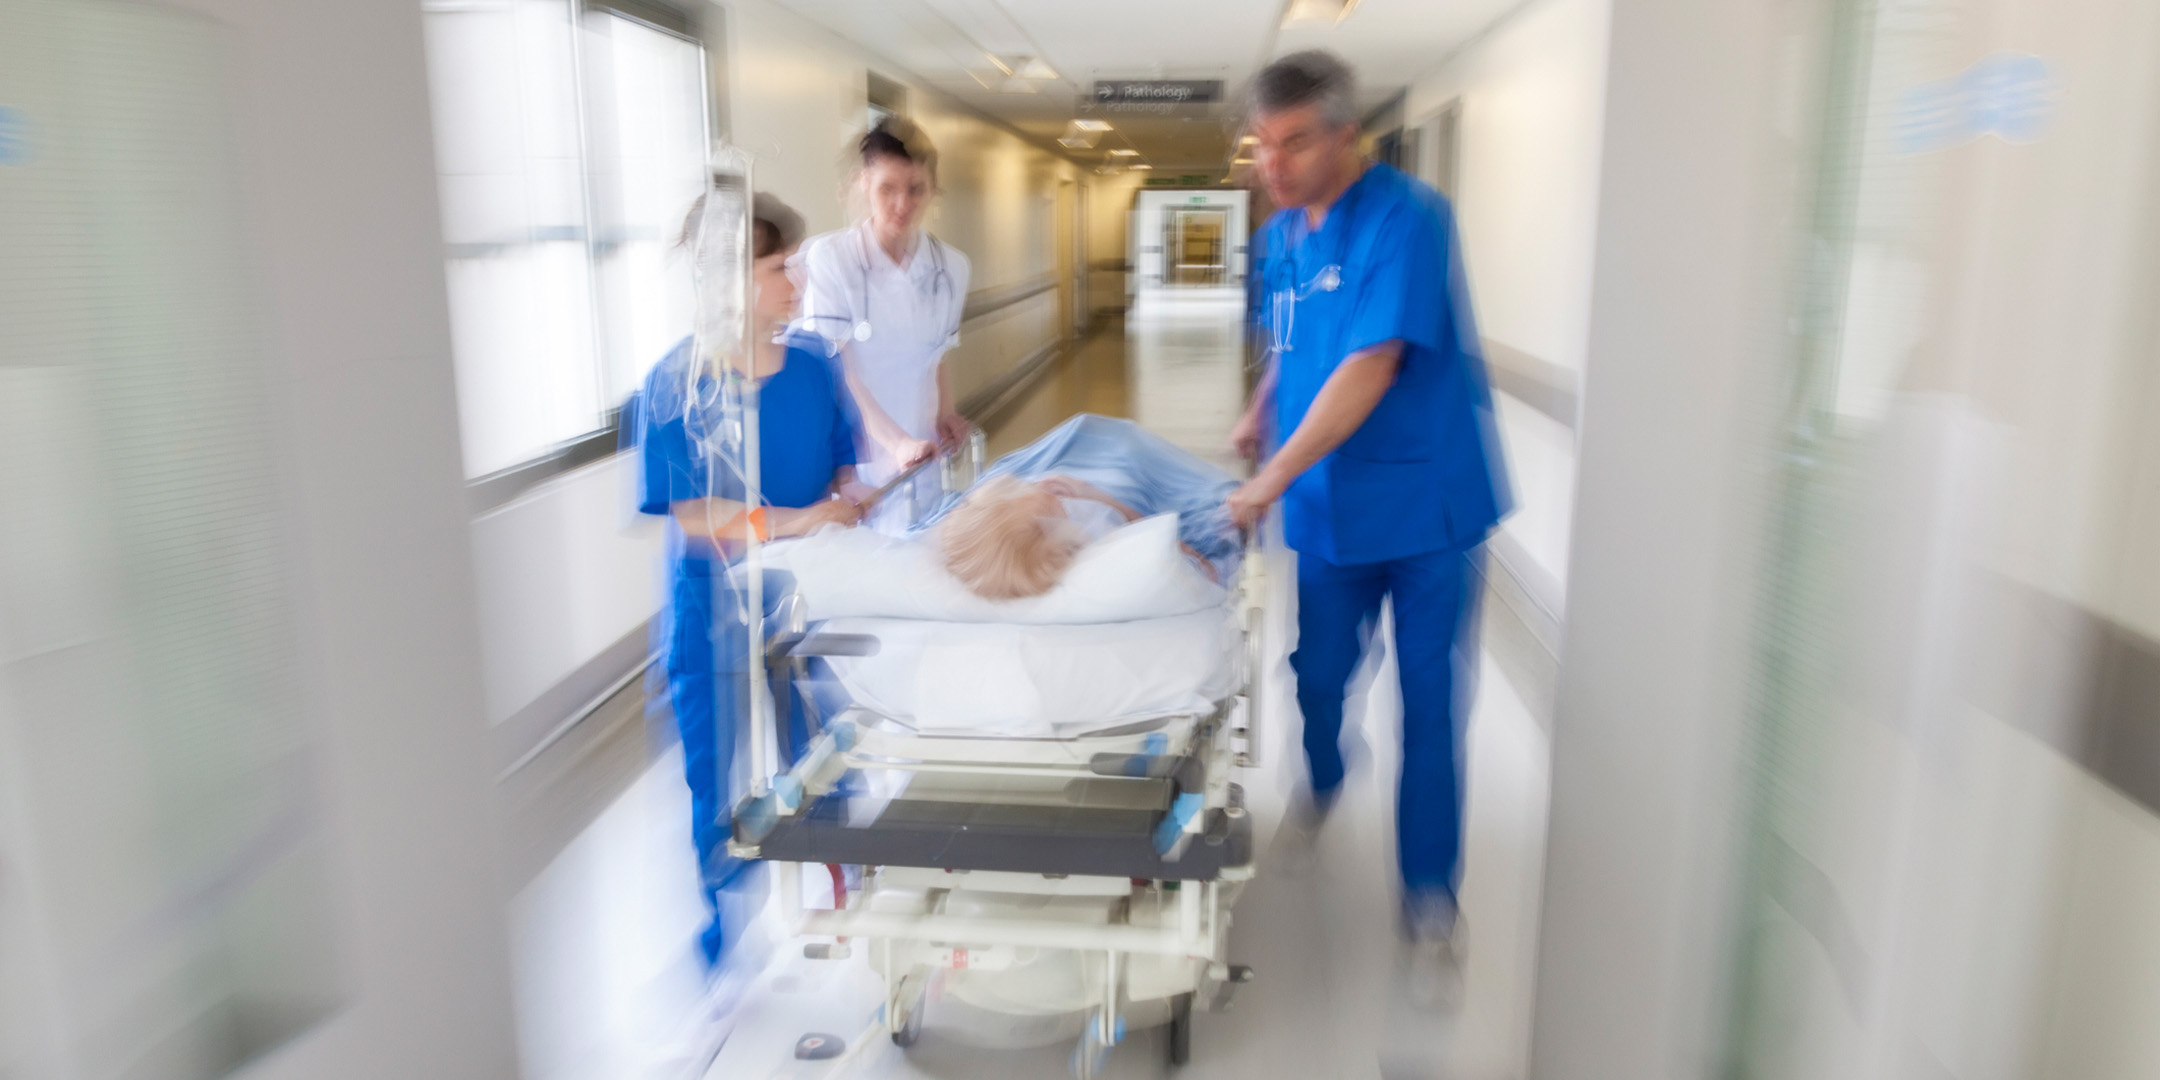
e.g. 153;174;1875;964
0;1;523;1076
1402;0;1611;616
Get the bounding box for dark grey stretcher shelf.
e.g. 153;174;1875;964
742;787;1254;881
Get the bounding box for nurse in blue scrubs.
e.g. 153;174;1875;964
629;192;866;975
1227;51;1509;1002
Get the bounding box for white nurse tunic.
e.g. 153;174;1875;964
797;223;971;528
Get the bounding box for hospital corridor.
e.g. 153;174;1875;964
8;2;2160;1080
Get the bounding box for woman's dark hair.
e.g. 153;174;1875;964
855;116;938;185
749;192;805;259
676;182;805;260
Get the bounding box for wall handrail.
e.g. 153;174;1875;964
1483;337;1579;430
962;272;1060;323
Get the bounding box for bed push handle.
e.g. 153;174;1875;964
767;631;881;659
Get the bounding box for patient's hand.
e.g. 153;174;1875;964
1037;475;1091;500
836;480;879;507
1181;542;1219;582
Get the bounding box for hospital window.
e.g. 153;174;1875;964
420;0;711;484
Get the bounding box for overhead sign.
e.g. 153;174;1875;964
1093;79;1222;104
1088;80;1223;115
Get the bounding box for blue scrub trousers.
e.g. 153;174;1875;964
663;574;811;972
1291;546;1482;904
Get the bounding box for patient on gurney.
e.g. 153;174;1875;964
941;474;1211;598
931;415;1239;599
755;413;1240;626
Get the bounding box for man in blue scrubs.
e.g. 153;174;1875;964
1227;50;1509;997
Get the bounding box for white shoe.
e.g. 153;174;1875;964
652;959;756;1078
1273;791;1333;877
1398;906;1466;1012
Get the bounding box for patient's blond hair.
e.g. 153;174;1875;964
939;476;1083;600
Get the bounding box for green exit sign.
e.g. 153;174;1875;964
1144;173;1217;187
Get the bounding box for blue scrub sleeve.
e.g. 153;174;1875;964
1343;203;1454;361
636;393;702;516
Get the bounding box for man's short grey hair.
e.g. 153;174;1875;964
1248;49;1358;130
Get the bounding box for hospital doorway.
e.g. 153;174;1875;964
1164;207;1228;287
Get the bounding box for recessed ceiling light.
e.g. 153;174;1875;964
1129;164;1153;170
1107;148;1140;157
1072;119;1114;132
1239;134;1258;146
1059;135;1097;149
1281;0;1360;27
988;54;1060;80
1232;157;1254;165
972;68;1041;93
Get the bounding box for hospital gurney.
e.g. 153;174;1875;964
727;430;1263;1078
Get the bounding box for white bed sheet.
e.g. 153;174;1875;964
818;609;1237;739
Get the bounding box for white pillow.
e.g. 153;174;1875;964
748;513;1225;624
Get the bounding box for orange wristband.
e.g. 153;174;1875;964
720;506;770;542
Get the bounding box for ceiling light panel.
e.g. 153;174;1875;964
1281;0;1360;27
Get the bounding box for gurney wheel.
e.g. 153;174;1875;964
890;1008;922;1049
1070;1009;1114;1079
889;972;927;1049
1166;992;1193;1067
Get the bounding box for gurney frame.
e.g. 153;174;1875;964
727;475;1266;1077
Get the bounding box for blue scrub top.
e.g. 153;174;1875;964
1252;163;1511;565
627;333;857;673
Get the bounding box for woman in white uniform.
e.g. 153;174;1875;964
796;118;972;531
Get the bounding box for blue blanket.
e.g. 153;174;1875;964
914;414;1243;578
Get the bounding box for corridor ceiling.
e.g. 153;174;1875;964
763;0;1527;170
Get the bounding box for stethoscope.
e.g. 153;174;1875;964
799;225;957;351
1264;179;1366;358
1267;261;1341;358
